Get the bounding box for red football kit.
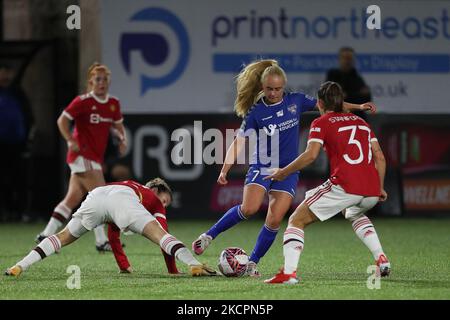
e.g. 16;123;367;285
62;92;123;164
308;112;381;196
107;180;178;274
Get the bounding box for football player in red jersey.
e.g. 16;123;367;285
6;178;216;277
107;178;180;274
264;82;390;284
35;63;127;252
192;59;376;278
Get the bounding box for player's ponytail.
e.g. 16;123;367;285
86;62;111;93
234;59;287;118
317;81;344;113
145;177;173;201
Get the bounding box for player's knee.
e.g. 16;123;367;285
346;197;378;221
288;210;308;229
66;218;88;239
346;209;369;222
239;204;259;217
345;211;362;221
288;213;301;228
265;214;283;230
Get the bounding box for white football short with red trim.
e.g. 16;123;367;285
71;185;156;234
303;180;379;221
69;155;102;174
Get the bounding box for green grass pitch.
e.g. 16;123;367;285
1;218;449;300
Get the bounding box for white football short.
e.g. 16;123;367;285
70;185;156;236
68;155;102;174
302;180;379;221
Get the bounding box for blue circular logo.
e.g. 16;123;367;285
120;7;190;95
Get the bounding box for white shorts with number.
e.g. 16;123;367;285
302;180;379;221
70;185;155;235
68;155;102;174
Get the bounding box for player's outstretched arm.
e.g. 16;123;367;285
108;223;132;273
343;101;377;114
265;141;321;181
371;140;388;201
218;136;246;185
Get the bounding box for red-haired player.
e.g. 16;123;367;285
35;63;127;252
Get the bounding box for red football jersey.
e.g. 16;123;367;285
308;112;381;196
110;180;166;216
63;92;123;164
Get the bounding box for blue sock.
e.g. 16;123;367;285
206;205;246;239
250;224;279;264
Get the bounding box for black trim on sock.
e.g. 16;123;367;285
170;243;185;256
52;212;67;223
283;238;304;245
34;247;46;259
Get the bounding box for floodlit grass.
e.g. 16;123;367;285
1;218;449;299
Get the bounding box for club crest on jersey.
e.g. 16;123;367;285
110;104;116;112
263;124;277;136
276;110;284;117
288;104;297;114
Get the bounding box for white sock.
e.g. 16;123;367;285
16;251;41;271
351;215;384;260
17;235;61;270
41;203;72;236
175;247;201;266
283;227;305;274
93;224;108;245
159;234;200;266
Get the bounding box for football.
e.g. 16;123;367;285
217;247;249;277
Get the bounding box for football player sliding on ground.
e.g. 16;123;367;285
107;178;181;274
264;82;390;284
5;179;216;277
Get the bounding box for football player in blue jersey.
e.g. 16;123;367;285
193;59;375;276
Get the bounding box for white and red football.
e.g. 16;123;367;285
217;247;249;277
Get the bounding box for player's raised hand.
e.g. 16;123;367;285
67;138;80;152
379;189;388;202
361;102;377;114
263;168;287;181
217;171;228;185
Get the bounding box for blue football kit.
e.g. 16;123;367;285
239;92;317;197
204;91;317;265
